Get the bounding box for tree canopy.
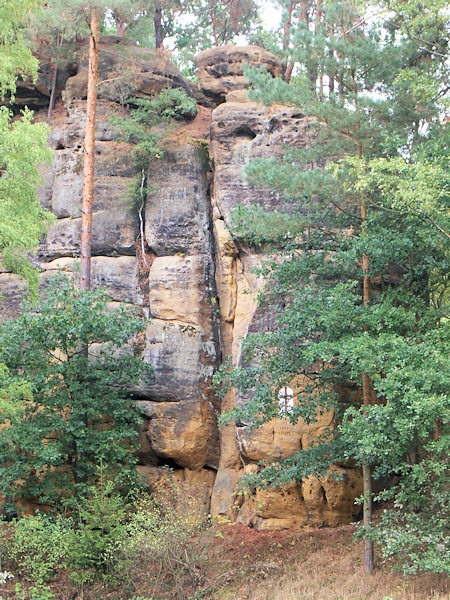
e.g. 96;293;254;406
0;0;54;292
216;0;449;574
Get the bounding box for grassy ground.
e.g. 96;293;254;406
1;522;448;599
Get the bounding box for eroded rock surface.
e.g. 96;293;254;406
195;45;282;105
0;44;363;527
208;64;363;528
65;36;193;105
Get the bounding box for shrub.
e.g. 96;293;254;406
66;470;132;589
0;512;70;594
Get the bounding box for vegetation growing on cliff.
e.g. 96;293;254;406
0;275;149;511
216;0;449;575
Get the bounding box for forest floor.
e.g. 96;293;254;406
1;521;448;600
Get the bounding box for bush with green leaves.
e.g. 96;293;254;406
111;88;198;170
0;511;70;597
368;435;450;575
0;274;150;510
1;472;223;599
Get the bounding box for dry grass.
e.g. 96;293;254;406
215;524;449;600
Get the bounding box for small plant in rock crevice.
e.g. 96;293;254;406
109;87;198;266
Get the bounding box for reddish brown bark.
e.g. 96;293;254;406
80;9;99;291
316;0;323;97
209;0;219;45
283;0;296;51
284;0;308;84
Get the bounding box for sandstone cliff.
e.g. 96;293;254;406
1;42;362;529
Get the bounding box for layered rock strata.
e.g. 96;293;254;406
0;42;363;528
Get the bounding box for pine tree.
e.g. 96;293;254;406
216;0;449;574
173;0;259;73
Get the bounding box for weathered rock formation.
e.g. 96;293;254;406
1;40;363;529
208;88;362;530
195;45;282;105
65;36;193;105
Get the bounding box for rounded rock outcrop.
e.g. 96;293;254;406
194;45;282;105
65;36;193;105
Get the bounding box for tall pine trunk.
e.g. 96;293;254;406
154;0;164;49
77;9;100;491
80;9;99;291
360;143;375;574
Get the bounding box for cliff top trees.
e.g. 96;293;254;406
216;0;449;574
0;0;40;97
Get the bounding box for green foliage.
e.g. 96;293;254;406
0;274;150;510
1;512;70;595
26;1;158;89
66;468;131;587
215;0;449;575
0;362;30;421
368;435;450;575
0;0;55;294
1;473;221;599
0;0;40;99
111;89;197;170
173;0;259;74
0;107;54;295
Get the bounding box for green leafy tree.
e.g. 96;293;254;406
216;0;449;574
0;107;54;291
0;275;150;510
0;0;40;98
0;0;55;290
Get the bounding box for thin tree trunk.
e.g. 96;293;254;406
284;1;304;83
48;34;63;121
283;0;296;51
209;0;219;46
316;0;323;97
360;143;375;573
47;62;58;120
80;9;99;292
154;0;164;49
329;22;335;95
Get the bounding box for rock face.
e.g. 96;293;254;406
195;45;282;105
208;85;363;529
1;45;362;528
65;36;192;105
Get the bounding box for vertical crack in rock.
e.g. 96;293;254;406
0;41;364;529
